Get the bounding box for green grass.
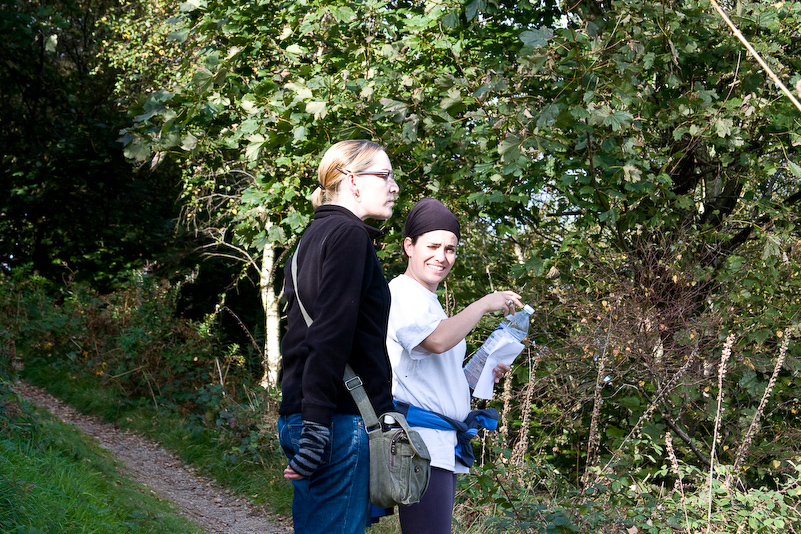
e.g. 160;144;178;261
0;393;205;534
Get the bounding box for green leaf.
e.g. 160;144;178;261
284;44;305;62
45;34;58;53
285;82;313;101
168;29;189;43
181;133;198;151
465;0;485;21
788;160;801;178
122;137;152;163
599;208;618;223
622;164;641;183
305;101;327;120
440;87;462;110
192;66;213;93
602;110;633;132
245;134;265;163
520;27;553;49
498;136;521;163
537;103;561;128
330;6;356;22
714;117;733;138
402;118;419;142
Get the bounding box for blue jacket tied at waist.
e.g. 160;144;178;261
394;401;498;467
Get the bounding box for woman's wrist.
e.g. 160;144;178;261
288;420;331;477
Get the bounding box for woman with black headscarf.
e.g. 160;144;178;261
386;198;524;534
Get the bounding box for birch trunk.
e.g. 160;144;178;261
259;240;281;388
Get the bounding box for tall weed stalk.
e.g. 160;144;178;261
707;332;735;531
732;328;791;473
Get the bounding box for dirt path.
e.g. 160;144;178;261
13;382;293;534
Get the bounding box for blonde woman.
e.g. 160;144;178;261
278;140;400;533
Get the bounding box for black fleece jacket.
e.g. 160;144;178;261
279;205;394;426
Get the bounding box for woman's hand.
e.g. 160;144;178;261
286;420;330;480
492;363;511;383
284;465;304;480
480;290;523;316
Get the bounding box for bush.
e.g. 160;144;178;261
1;267;275;425
462;445;801;533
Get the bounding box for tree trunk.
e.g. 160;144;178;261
259;239;282;388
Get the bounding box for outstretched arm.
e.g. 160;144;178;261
417;290;523;354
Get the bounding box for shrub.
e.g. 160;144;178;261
3;268;255;416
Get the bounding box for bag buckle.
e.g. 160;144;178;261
344;375;363;391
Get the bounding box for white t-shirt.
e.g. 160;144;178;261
387;274;472;474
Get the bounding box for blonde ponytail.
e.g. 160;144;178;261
311;184;325;208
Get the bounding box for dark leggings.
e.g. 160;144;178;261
398;467;457;534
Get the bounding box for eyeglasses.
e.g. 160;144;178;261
336;166;395;183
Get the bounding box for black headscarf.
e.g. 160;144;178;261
403;198;461;241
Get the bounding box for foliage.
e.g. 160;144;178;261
116;0;799;262
464;426;801;533
0;0;186;289
116;0;562;258
115;0;801;344
2;267;253;417
3;264;293;515
472;461;801;533
2;264;287;472
99;0;188;101
489;0;801;499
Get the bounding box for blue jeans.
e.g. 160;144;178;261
278;413;370;534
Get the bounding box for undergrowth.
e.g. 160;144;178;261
19;352;294;520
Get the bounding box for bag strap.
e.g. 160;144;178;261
290;243;314;328
343;365;380;430
290;240;381;431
